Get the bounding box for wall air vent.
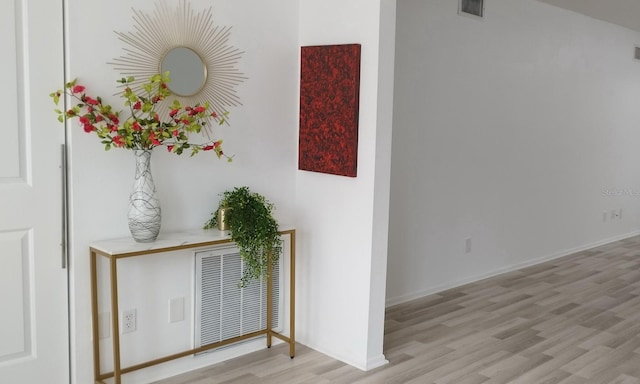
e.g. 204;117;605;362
194;245;283;353
459;0;484;19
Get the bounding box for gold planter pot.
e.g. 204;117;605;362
217;207;232;232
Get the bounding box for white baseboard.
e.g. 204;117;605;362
365;354;389;371
385;230;640;308
301;342;388;372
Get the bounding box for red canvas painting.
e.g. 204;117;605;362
299;44;361;177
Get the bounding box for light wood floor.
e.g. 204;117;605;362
155;236;640;383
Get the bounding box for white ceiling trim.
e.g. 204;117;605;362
537;0;640;32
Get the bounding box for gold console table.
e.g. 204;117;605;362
89;228;295;384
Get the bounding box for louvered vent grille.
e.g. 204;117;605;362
195;246;281;350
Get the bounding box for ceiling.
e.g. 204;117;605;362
537;0;640;32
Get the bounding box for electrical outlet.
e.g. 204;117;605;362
122;309;136;334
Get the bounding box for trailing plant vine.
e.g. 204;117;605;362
204;186;282;287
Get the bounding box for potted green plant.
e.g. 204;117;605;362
204;186;283;287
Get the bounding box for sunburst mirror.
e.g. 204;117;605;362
109;0;246;119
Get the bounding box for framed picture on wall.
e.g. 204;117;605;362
298;44;361;178
459;0;484;19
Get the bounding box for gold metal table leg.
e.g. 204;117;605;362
110;256;122;384
266;251;273;348
90;251;101;382
289;231;296;358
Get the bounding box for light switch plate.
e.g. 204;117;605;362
98;312;110;339
169;297;185;323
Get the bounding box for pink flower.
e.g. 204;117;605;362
169;108;180;118
203;145;214;151
189;106;206;116
112;135;125;147
133;101;141;110
211;111;218;118
72;85;85;94
85;96;99;106
149;132;161;146
132;121;142;131
172;129;179;137
79;116;93;133
167;145;174;152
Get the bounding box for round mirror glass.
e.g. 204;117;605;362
161;47;207;96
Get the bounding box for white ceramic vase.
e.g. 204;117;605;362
128;150;161;242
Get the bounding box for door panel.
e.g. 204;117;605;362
0;0;68;382
0;230;31;362
0;0;21;180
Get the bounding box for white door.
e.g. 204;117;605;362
0;0;68;383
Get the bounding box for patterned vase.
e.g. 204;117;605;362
128;150;161;242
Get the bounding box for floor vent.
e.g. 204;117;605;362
194;245;282;352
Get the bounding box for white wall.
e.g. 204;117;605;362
296;0;395;371
387;0;640;305
65;1;300;382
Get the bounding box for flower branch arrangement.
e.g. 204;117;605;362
50;72;234;243
50;72;232;159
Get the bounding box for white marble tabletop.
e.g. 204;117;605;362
90;225;294;256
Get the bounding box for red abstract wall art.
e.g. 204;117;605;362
299;44;361;177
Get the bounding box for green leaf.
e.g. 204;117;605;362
50;92;61;105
